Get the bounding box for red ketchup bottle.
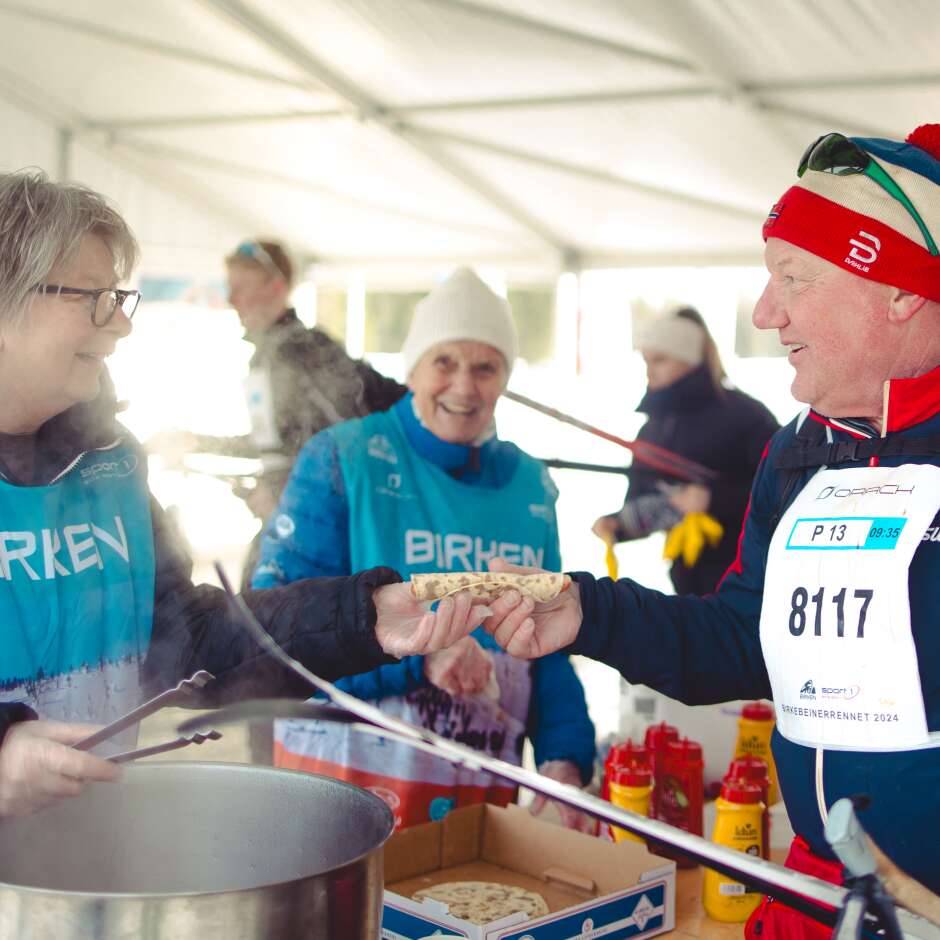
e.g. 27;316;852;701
726;756;771;859
603;740;650;799
653;737;704;869
643;722;679;820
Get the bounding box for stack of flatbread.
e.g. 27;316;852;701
411;571;569;604
413;880;549;925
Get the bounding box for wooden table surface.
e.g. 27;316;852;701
672;848;788;938
672;865;747;938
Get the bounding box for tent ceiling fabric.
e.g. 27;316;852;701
0;0;936;277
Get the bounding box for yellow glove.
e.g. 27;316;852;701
663;512;724;568
604;535;619;580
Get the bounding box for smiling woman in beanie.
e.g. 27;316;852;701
593;306;778;596
253;266;596;832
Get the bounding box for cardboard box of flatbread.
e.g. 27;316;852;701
382;802;676;939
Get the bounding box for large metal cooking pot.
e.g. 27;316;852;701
0;761;394;939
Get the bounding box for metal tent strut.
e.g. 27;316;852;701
197;564;940;940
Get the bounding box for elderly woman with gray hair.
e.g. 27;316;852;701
0;171;487;819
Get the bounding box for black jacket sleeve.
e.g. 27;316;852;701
143;497;400;702
0;703;38;748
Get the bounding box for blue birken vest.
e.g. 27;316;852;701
0;440;155;743
275;408;559;824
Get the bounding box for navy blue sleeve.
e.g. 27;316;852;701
569;442;779;705
523;475;595;783
528;653;597;784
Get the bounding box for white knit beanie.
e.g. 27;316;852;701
636;314;705;367
402;267;518;376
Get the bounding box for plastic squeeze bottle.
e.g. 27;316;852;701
657;738;704;835
643;722;679;819
703;778;765;922
726;755;771;859
608;764;653;844
651;737;704;869
603;740;650;799
733;702;779;804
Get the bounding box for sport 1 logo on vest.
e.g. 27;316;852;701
80;454;139;483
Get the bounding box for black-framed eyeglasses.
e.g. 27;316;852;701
798;132;938;256
33;284;141;326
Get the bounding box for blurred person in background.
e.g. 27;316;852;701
0;172;489;819
148;238;405;582
254;267;596;831
593;307;778;595
148;239;406;762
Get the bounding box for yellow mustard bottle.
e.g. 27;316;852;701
608;765;652;844
734;701;779;805
703;778;764;922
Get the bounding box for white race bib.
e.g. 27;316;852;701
243;368;280;450
760;463;940;751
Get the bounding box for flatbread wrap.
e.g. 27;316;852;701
413;880;549;924
411;571;569;604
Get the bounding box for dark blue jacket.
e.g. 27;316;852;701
571;365;940;891
615;365;779;595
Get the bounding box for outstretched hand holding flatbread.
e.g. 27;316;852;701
455;558;586;659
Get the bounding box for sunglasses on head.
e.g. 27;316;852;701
234;241;283;276
798;133;938;256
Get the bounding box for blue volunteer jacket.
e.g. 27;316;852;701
570;365;940;891
255;394;596;781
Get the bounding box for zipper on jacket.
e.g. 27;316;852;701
49;437;124;485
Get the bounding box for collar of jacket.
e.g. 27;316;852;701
637;363;720;416
808;362;940;439
884;361;940;433
7;371;123;485
246;307;301;347
394;392;493;475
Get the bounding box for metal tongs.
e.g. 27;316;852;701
76;670;223;763
177;563;940;940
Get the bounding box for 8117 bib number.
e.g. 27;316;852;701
788;586;874;638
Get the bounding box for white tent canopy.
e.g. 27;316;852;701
1;0;936;282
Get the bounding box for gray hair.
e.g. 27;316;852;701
0;170;138;326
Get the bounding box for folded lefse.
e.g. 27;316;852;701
411;571;569;604
413;880;549;925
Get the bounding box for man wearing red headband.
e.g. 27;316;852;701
485;125;940;937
